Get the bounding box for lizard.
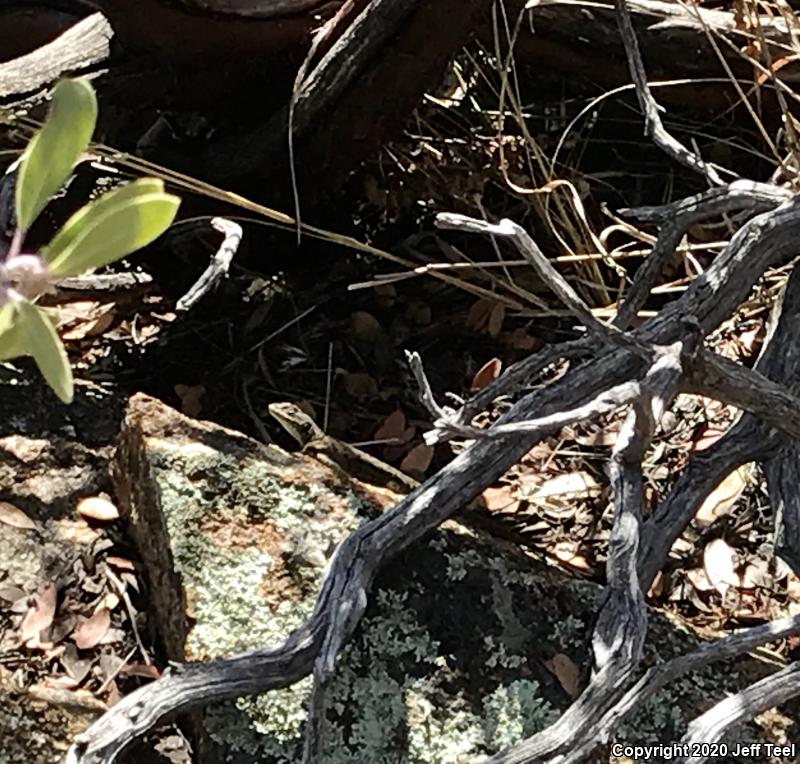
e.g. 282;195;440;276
268;402;419;494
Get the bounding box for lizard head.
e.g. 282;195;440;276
268;401;323;446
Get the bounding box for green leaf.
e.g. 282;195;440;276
0;304;29;361
15;298;73;403
44;178;166;262
45;186;180;277
15;78;98;231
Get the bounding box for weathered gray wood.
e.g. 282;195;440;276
678;662;800;764
0;13;111;100
641;265;800;586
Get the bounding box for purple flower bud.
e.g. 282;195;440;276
4;254;51;299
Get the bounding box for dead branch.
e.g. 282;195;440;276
685;351;800;441
764;443;800;576
615;181;792;328
613;0;725;185
677;662;800;764
558;612;800;763
0;13;112;100
175;218;243;312
640;265;800;587
486;342;689;764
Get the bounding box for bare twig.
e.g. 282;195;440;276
615;181;791;328
486;343;687;764
614;0;726;185
641;264;800;587
176;218;242;312
435;213;605;334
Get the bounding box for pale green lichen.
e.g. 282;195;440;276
405;688;483;763
148;440;371;761
481;680;559;750
199;584;562;764
443;547;484;582
483;636;527;670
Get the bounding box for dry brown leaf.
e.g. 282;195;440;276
487;303;506;337
122;662;161;680
105;679;122;707
20;583;57;644
505;328;539;351
76;496;119;522
647;571;664;598
695;467;748;527
737;324;764;356
544;653;580;698
572;428;618;448
521;520;549;534
61;644;92;683
703;538;740;595
99;627;125;645
44;675;80;690
530;471;600;501
341;372;379;400
685;567;715;593
0;584;26;603
349;311;384;343
692;426;727;452
0;501;39;531
400;444;434;474
72;608;111;650
105;556;135;571
373;283;397;308
552;542;591;572
669;536;694;556
466;299;493;332
470;358;502;392
55;300;102;328
53;518;100;545
174;384;205;418
374;411;413;444
407;303;432;326
61;309;115;341
481;485;519;512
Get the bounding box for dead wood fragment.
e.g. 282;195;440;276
0;13;112;100
613;0;724;185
